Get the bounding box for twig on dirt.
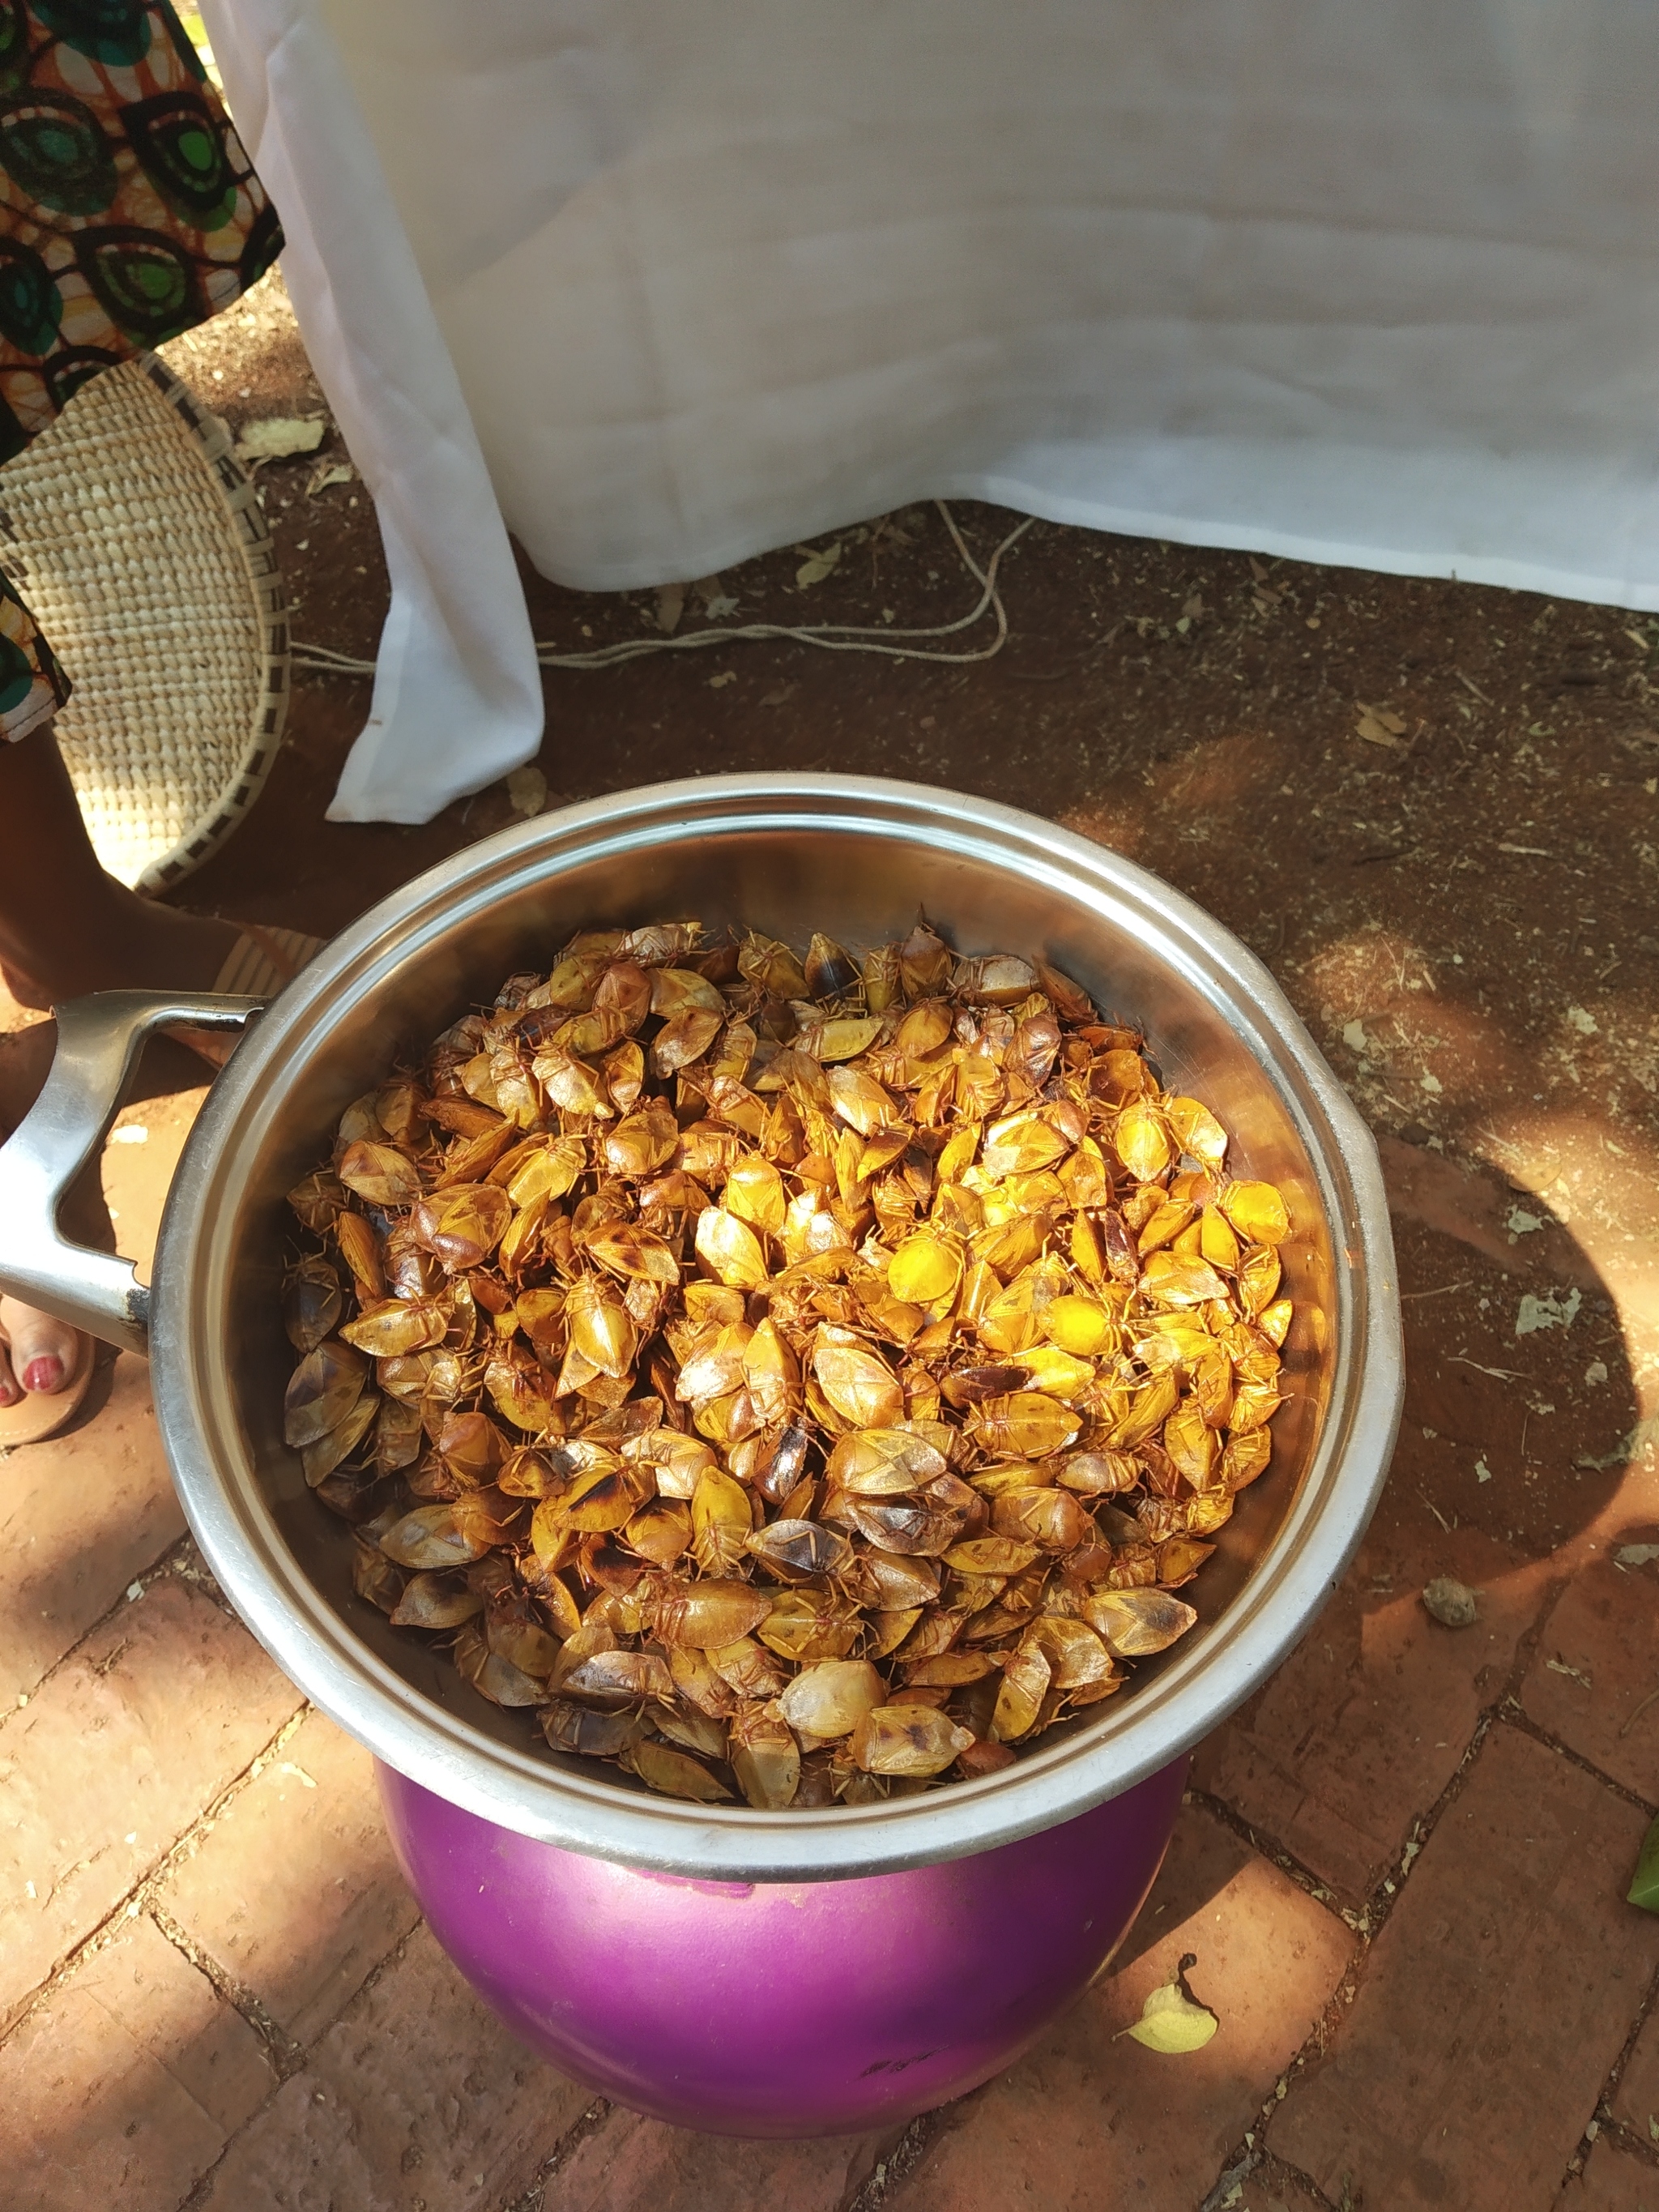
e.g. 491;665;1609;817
1401;1279;1473;1300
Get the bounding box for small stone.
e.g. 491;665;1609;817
1422;1576;1478;1628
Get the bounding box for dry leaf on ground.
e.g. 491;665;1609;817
693;574;740;620
307;460;355;497
795;542;842;587
1355;703;1409;748
237;415;328;463
1116;1977;1219;2053
1630;1813;1659;1911
506;766;548;818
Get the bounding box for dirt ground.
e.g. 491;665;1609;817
0;269;1654;2212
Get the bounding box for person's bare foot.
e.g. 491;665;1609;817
0;724;248;1421
0;1015;191;1424
0;879;240;1011
0;720;245;1011
0;1295;79;1409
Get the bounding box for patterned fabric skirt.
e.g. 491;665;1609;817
0;0;281;741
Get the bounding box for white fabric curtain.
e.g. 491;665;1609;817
212;1;1659;821
199;0;544;825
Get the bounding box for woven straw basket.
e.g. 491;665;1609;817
0;352;288;894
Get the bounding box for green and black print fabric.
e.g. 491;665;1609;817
0;555;69;737
0;0;280;738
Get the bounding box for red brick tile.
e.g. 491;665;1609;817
0;1912;274;2212
1611;2009;1659;2141
543;2106;892;2212
885;1800;1354;2212
0;1572;301;2025
195;1923;592;2210
1555;2140;1659;2212
0;1355;185;1704
1193;1490;1551;1906
1521;1557;1659;1799
1273;1724;1659;2211
160;1708;420;2046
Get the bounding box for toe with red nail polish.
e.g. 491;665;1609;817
23;1355;65;1394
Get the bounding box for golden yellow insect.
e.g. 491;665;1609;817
286;915;1299;1807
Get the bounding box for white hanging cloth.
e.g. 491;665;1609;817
199;0;544;825
212;0;1659;820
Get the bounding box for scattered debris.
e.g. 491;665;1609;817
235;415;327;463
795;540;842;587
1515;1288;1581;1338
1614;1544;1659;1569
1450;1354;1522;1381
1505;1207;1543;1237
1565;1006;1599;1036
692;574;740;620
1422;1576;1478;1628
306;460;355;497
706;670;736;689
1545;1657;1593;1689
505;765;547;818
1475;1458;1493;1484
654;583;686;635
1576;1416;1659;1472
1355;703;1408;748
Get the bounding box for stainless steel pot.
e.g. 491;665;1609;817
0;773;1401;1882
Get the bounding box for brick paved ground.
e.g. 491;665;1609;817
3;282;1658;2210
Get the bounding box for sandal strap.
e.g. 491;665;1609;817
210;926;326;1000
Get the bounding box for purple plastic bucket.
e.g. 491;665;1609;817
378;1754;1188;2137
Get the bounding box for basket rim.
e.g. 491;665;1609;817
0;349;290;895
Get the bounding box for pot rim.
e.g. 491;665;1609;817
152;771;1402;1880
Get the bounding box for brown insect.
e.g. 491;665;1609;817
285;914;1298;1808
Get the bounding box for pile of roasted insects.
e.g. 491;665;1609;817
282;919;1294;1809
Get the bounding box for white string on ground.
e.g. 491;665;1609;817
290;500;1034;678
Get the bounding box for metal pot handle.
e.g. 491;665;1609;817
0;989;266;1356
